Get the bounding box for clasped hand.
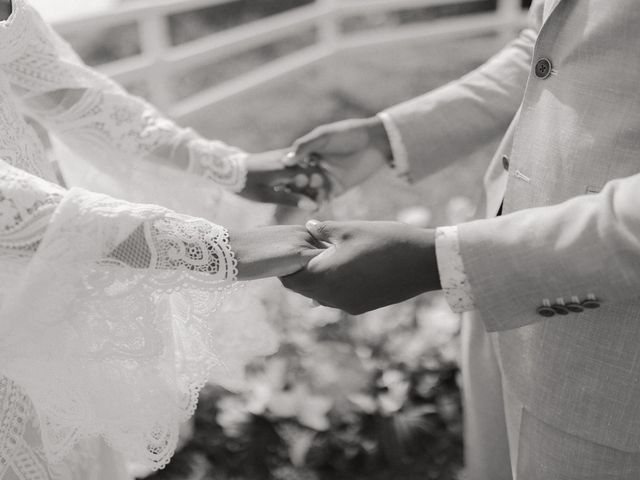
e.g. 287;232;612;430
229;219;441;315
281;220;442;315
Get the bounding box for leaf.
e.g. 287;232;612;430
246;382;272;415
290;430;316;467
348;393;378;414
378;392;404;416
297;394;333;431
268;390;300;419
379;369;406;387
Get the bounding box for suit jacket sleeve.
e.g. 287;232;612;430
457;172;640;331
381;0;544;182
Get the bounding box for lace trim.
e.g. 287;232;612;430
149;215;239;281
188;139;248;193
0;75;57;181
435;226;476;313
0;160;62;237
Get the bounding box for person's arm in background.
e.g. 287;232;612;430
4;0;320;208
289;0;544;191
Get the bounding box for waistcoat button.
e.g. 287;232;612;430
535;58;552;79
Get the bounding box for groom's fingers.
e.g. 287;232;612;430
280;270;314;295
280;270;339;310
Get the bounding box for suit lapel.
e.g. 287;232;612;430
542;0;566;24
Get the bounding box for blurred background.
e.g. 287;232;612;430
42;0;531;478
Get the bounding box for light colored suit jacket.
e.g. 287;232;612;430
384;0;640;451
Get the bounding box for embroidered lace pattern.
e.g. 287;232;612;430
0;1;276;478
187;139;248;193
0;0;247;193
0;160;278;479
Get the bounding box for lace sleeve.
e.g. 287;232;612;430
0;159;277;470
2;0;247;192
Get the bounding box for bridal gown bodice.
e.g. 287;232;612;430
0;1;276;479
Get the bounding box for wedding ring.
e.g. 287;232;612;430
282;151;297;166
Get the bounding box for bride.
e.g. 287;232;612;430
0;0;327;478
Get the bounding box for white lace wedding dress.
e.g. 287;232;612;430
0;1;277;478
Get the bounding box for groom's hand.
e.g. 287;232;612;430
280;220;442;315
286;117;393;196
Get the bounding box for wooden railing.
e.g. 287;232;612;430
53;0;525;121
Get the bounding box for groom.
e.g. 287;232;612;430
282;0;640;478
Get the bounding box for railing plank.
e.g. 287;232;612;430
54;0;237;35
171;44;332;119
99;55;155;84
340;11;527;50
53;0;491;34
335;0;490;16
318;0;339;50
139;13;173;108
165;4;324;71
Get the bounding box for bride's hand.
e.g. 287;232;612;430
240;149;330;210
229;225;325;280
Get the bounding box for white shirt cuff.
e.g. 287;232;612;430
435;226;476;313
377;112;411;180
